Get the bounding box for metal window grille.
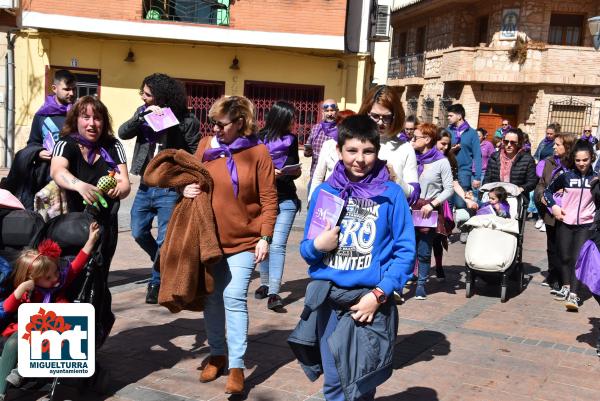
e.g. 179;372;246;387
143;0;230;26
406;97;418;117
244;81;325;146
387;53;425;79
181;80;225;135
422;96;434;123
374;5;390;38
547;97;591;135
438;97;453;126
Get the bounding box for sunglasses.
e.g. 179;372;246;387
322;104;338;111
502;139;519;146
584;130;592;133
502;123;509;126
369;112;394;125
404;128;415;131
210;118;236;129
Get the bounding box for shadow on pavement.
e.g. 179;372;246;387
393;330;450;370
576;317;600;349
377;386;440;401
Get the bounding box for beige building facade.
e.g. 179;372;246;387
388;0;600;145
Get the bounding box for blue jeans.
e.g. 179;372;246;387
416;229;435;288
259;199;297;295
453;172;473;210
203;251;256;369
317;304;376;401
130;184;179;285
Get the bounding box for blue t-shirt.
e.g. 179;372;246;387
300;182;416;296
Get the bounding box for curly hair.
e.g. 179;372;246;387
141;73;188;119
358;85;405;139
60;96;114;142
209;96;256;137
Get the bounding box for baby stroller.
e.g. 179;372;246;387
463;182;527;302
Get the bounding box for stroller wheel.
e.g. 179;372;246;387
500;285;508;303
466;280;474;298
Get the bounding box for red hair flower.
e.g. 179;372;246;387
37;239;62;259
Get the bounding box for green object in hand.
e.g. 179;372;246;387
83;192;108;209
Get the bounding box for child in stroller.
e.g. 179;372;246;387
0;222;99;400
476;186;511;218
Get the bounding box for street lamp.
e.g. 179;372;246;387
589;16;600;50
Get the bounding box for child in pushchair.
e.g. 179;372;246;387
475;186;511;218
0;222;99;400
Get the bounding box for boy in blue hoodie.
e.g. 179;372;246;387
300;115;416;401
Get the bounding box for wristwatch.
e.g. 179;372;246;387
371;287;387;304
261;235;272;244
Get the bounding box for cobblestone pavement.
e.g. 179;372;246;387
9;192;600;401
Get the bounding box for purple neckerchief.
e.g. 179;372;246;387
581;133;598;144
501;125;512;136
34;261;69;304
415;147;445;176
259;133;294;169
450;121;470;144
477;201;510;217
408;183;421;205
139;105;167;144
523;142;531;152
326;159;390;202
71;134;120;174
541;137;553;146
551;155;565;179
36;95;72;116
320;121;338;141
203;135;259;197
397;131;409;142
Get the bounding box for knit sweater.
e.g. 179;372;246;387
195;136;278;254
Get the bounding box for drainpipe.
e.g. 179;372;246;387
4;31;16;168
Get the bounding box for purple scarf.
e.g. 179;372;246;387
37;95;71;116
551;155;565;179
581;133;598;144
397;131;409;143
326;159;390;202
34;262;69;304
501;125;512;136
71;134;120;174
408;183;421;205
319;121;338;141
450;121;470;144
415;148;445;176
139;105;168;144
260;133;294;169
202;135;259;197
477;201;510;217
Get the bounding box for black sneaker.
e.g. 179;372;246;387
436;267;446;282
146;284;159;304
267;294;284;310
254;285;269;300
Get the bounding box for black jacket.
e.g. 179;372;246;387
0;144;49;209
484;150;538;194
288;280;397;401
118;107;201;177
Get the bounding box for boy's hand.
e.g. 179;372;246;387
314;223;340;253
350;292;380;323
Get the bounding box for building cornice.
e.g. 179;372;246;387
20;11;345;52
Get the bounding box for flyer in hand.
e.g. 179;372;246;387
411;210;438;228
143;107;180;132
307;189;345;239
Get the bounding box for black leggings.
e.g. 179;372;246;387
544;223;562;286
556;222;592;294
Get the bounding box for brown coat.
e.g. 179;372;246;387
143;149;223;313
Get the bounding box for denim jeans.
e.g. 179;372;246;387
317;303;376;401
416;229;435;288
130;184;179;285
259;199;297;295
203;251;256;369
453;172;473;210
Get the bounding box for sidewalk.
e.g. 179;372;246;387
11;209;600;400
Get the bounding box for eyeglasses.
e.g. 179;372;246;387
322;104;338;111
404;128;415;132
584;130;592;133
369;112;394;125
411;135;426;141
210;118;235;129
502;123;509;126
502;139;519;146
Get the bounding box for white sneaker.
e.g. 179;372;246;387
534;219;544;229
539;224;546;232
565;293;581;311
553;286;570;301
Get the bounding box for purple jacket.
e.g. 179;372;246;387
473;140;495;173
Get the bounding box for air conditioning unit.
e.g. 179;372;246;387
372;5;390;41
0;0;18;9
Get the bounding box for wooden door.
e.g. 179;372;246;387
478;103;518;140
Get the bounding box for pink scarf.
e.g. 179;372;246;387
499;148;521;182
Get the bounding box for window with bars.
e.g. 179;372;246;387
547;97;591;135
244;81;324;146
422;97;434;123
143;0;230;26
406;97;418;117
548;14;584;46
46;66;101;99
180;79;225;135
438;97;453;125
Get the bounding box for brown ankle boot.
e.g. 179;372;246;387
224;368;244;394
199;355;226;383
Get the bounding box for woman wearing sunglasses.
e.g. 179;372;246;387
182;96;278;395
358;85;419;204
483;128;538;198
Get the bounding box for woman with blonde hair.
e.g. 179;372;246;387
358;85;419;204
182;95;278;394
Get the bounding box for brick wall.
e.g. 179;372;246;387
22;0;347;36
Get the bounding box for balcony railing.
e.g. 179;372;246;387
143;0;230;26
388;53;425;79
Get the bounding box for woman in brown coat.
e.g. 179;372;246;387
182;96;277;395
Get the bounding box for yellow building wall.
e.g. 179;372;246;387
14;31;367;158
